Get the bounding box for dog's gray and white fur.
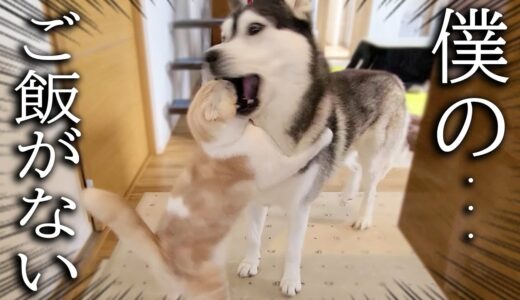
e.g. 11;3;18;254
207;0;408;296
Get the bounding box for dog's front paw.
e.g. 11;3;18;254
280;276;302;297
352;215;373;230
237;259;260;278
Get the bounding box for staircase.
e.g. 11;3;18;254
169;18;225;114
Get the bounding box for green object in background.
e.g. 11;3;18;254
330;65;345;73
406;92;427;116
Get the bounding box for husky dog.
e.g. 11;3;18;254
81;80;332;299
206;0;408;296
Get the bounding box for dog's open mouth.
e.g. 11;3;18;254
223;75;260;115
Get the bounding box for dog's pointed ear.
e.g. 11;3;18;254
228;0;245;11
286;0;312;21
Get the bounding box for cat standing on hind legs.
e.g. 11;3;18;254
81;79;332;299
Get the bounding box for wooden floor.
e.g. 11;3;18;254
61;117;410;299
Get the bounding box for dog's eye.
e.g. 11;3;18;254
247;23;265;36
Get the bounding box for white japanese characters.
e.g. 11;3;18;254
432;8;509;245
433;8;508;84
436;98;505;157
14;12;82;293
15;71;80;124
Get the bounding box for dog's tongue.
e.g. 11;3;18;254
242;75;259;99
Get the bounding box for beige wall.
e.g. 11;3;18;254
53;1;152;197
316;0;372;52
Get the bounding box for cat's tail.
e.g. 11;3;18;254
80;188;181;294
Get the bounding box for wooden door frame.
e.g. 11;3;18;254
46;3;156;231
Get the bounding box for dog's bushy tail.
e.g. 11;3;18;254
80;188;181;293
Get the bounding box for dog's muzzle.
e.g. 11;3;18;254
205;50;261;116
205;50;222;76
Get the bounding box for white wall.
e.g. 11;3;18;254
141;0;211;154
141;1;176;154
366;0;447;47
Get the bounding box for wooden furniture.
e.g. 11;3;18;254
50;1;153;197
399;1;520;298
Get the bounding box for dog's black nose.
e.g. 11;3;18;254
205;50;219;64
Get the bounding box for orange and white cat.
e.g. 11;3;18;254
81;80;332;299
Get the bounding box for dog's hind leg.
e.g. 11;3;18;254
237;202;268;278
352;111;407;230
351;157;386;230
350;126;392;230
341;151;362;202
